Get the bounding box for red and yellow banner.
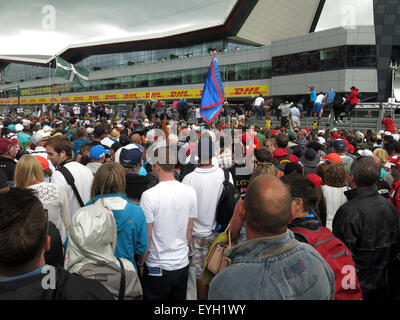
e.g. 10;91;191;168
0;85;268;105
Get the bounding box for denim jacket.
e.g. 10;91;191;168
208;230;335;300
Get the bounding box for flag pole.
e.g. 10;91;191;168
48;61;51;106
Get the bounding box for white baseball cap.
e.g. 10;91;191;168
31;130;51;145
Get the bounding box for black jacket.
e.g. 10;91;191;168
332;185;400;300
0;156;17;182
0;266;114;300
125;173;158;204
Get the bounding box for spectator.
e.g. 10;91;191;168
86;145;109;175
87;162;148;270
45;136;94;220
0;188;114;300
71;127;91;161
382;114;396;135
253;94;265;121
14;154;70;245
117;144;157;204
271;134;298;168
371;155;391;199
332;140;353;173
139;147;196;300
0;137;18;183
64;194;143;300
282;173;362;300
320;163;349;231
333;157;400;300
182;134;233;300
290;103;301;128
299;148;320;175
343;86;359;122
208;175;335;300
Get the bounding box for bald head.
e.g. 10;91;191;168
244;175;291;236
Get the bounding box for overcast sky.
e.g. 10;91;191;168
0;0;374;55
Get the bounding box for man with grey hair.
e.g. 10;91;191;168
333;156;400;300
209;175;335;300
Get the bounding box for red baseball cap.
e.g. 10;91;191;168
34;155;49;170
0;138;17;155
332;132;341;139
307;173;322;188
321;153;342;163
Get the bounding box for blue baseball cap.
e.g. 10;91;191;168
89;145;110;160
119;145;144;168
333;139;347;151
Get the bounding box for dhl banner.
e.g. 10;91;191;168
0;85;268;105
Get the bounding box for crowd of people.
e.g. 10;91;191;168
0;96;399;301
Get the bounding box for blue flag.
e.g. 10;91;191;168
200;55;225;123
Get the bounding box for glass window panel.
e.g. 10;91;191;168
173;71;182;85
156;72;165;86
165;72;174;85
182;70;192;84
235;63;248;81
192;68;202;83
248;61;261;79
261;61;272;78
226;65;235;81
149;73;158;87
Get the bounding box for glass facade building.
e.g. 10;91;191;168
9;60;272;97
1;39;258;84
272;45;377;76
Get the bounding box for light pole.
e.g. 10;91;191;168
390;60;400;102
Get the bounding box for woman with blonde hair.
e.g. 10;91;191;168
86;162;148;271
14;154;70;245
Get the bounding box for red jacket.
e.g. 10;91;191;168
382;118;396;134
345;89;359;105
389;180;400;214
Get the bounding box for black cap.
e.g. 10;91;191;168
93;126;106;137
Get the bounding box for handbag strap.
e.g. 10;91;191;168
117;258;126;300
58;165;85;208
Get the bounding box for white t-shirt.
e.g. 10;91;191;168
195;108;201;118
254;97;264;107
182;165;233;237
315;94;325;104
51;161;94;219
140;180;197;271
291;107;301;121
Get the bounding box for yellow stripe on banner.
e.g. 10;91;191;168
0;85;268;105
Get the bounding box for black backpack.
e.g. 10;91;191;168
215;169;240;232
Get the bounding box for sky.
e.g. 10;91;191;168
316;0;374;32
0;0;374;56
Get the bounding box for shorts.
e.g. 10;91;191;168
238;115;245;120
190;233;218;279
313;102;322;113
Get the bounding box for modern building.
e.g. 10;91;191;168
0;0;396;108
